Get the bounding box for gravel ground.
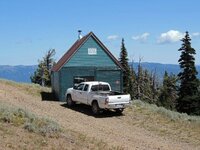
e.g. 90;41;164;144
0;82;199;150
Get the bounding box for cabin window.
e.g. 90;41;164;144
88;48;97;55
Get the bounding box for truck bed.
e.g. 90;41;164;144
93;91;123;96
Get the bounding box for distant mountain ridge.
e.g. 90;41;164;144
0;65;37;83
132;62;200;79
0;63;199;83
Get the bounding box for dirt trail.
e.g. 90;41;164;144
0;83;198;150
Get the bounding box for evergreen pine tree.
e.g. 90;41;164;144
136;58;143;99
151;70;159;101
142;69;152;102
158;71;178;110
177;31;200;115
31;49;55;87
129;59;137;99
119;38;130;93
30;60;44;86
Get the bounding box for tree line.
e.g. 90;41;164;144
120;31;200;116
31;31;200;116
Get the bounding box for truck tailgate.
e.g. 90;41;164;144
108;94;130;104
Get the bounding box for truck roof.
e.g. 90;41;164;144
81;81;109;85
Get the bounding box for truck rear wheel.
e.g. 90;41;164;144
66;95;75;107
115;108;124;114
92;101;100;115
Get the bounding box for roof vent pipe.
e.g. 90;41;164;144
78;30;82;40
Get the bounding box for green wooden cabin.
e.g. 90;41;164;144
51;32;124;101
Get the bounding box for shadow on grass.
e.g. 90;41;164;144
40;92;58;101
60;103;124;118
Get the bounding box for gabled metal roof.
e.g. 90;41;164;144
52;32;124;72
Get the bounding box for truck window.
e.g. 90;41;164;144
102;85;110;91
76;84;84;91
83;84;89;91
91;84;110;92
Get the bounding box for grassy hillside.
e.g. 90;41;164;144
0;104;117;150
0;79;120;150
0;79;50;96
127;100;200;146
0;79;200;149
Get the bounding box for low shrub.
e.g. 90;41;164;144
132;100;200;124
24;117;61;136
0;103;61;136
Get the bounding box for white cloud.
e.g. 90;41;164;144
132;32;150;42
107;35;119;40
192;32;200;37
157;30;184;44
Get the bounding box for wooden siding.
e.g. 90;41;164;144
96;69;122;92
51;71;60;100
57;66;122;101
59;67;96;101
65;36;117;67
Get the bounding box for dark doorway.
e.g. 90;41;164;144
73;76;94;86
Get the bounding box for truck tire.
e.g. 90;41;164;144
115;108;124;114
92;101;100;115
66;95;75;107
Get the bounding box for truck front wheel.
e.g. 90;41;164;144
66;95;75;107
92;101;100;115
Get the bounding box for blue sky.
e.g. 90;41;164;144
0;0;200;65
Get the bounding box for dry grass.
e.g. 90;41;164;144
0;79;50;96
126;100;200;146
0;103;61;136
0;79;124;149
1;79;199;149
0;102;121;149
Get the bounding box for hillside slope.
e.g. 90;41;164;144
0;79;200;150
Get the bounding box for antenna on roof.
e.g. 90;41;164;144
78;30;82;40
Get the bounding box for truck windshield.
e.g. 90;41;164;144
91;84;110;92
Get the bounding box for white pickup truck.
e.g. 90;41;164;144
65;81;131;115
